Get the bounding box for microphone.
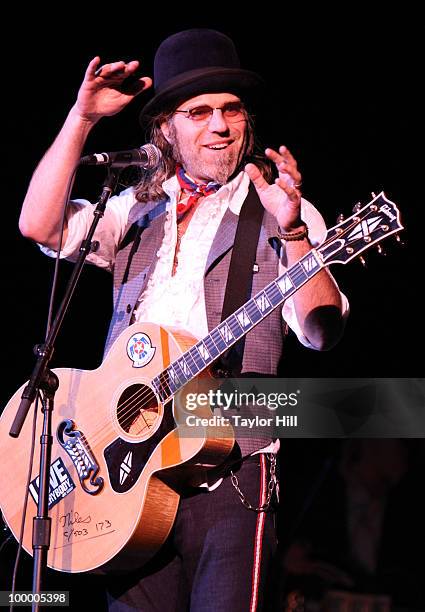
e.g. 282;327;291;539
79;143;162;169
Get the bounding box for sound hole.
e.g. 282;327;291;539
117;384;160;437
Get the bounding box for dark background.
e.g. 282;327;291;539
1;8;424;610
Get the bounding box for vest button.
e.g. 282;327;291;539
126;304;132;314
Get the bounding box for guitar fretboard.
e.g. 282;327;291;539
151;249;323;402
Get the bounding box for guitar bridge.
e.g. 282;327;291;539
57;419;104;495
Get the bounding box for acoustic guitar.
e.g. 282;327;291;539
0;192;402;573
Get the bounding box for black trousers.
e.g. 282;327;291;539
107;455;278;611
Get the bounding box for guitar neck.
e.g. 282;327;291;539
151;249;324;402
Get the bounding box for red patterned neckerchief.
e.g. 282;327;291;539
175;164;221;219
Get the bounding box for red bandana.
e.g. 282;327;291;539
175;164;221;219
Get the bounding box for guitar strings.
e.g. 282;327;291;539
90;338;220;438
112;325;228;430
114;356;212;433
319;208;378;250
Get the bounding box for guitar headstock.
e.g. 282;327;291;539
317;192;403;265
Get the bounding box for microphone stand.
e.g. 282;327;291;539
8;167;121;610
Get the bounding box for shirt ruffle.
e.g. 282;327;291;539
134;174;246;338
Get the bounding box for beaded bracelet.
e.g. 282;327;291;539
277;224;309;241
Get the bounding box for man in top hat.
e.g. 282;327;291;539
19;29;348;611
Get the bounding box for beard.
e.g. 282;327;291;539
167;122;246;185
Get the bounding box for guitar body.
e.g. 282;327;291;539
0;322;234;573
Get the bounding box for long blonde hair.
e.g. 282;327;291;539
134;110;273;204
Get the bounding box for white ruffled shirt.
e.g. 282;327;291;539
134;171;246;336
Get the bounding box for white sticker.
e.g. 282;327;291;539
126;332;156;368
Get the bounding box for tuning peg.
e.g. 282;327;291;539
371;191;377;199
376;244;386;256
395;234;406;246
336;213;345;224
359;256;367;267
352;202;362;213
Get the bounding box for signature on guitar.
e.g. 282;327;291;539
59;511;91;528
58;511;113;545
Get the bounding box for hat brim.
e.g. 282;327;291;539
139;66;264;125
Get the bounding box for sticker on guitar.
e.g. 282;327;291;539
28;457;76;510
126;332;156;368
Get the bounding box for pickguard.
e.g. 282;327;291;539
104;404;175;493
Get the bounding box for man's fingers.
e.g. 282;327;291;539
278;172;295;188
85;56;101;80
268;146;302;187
122;76;153;96
267;145;299;169
94;60;126;77
245;163;270;192
94;60;140;79
275;177;301;201
277;163;303;187
265;147;284;165
279;145;297;165
88;58;151;96
138;76;153;91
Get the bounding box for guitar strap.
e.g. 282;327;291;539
217;182;264;376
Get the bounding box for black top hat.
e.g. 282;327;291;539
139;28;264;124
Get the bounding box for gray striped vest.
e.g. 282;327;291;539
104;196;286;455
